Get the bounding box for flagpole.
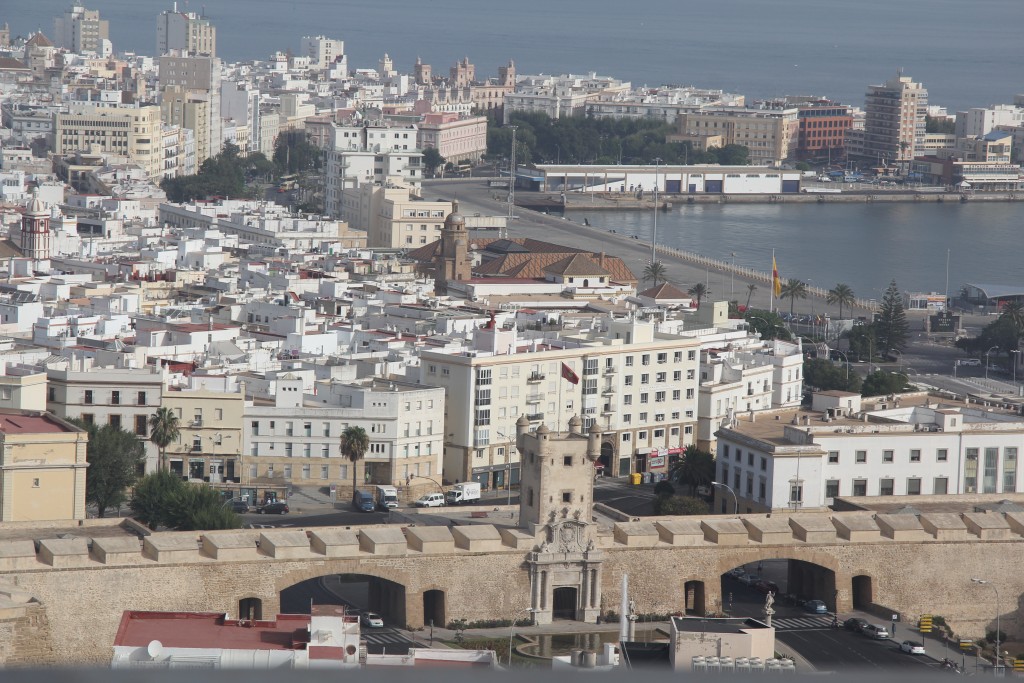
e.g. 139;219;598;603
558;369;563;431
770;249;775;314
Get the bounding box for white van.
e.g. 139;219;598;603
414;493;445;508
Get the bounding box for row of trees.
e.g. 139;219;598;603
487;111;750;167
956;300;1024;360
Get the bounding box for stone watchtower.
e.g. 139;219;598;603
516;415;604;624
433;200;472;295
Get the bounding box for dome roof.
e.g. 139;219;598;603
26;188;46;215
444;200;465;229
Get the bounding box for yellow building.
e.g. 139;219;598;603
341;183;451;248
673;108;800;167
55;105;163;180
0;410;89;522
161;380;244;489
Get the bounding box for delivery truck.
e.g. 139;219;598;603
375;485;399;510
445;482;481;505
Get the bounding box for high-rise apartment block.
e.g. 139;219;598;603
156;6;216;56
53;5;109;54
55;105;163;179
159;51;222;164
860;73;928;166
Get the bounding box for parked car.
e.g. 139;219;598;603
727;567;746;579
900;640;926;655
352;490;375;512
754;580;779;595
413;493;445;508
803;599;828;614
861;624;890;639
958;358;981;366
225;499;250;514
844;617;869;633
256;502;289;515
361;612;384;629
738;573;759;586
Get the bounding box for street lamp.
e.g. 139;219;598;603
496;430;516;506
971;578;1001;670
407;474;445;497
651;157;662;266
891;349;904;374
746;316;779;341
985;346;1000;380
1011;350;1020;391
831;349;850;381
712;481;738;515
508;607;535;668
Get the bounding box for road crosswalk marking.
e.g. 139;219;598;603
364;631;416;646
770;615;834;630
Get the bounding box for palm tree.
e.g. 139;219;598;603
827;283;856;319
148;407;180;473
688;282;708;308
643;261;667;288
340;425;370;495
1000;300;1024;335
669;445;715;495
779;278;808;316
744;283;757;311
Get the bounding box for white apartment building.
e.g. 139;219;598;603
55;105;163;180
300;35;346;72
156;8;216;56
586;86;745;123
715;391;1024;514
503;73;630;124
42;355;167;472
340;182;451;248
954;104;1024;139
243;374;445;489
860;73;928;165
325;148;423;218
419;318;701;487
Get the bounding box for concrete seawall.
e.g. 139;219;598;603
554;190;1024;210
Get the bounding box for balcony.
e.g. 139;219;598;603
527;372;545;383
602;387;615;395
603;365;616;374
526;394;543;404
526;412;544;421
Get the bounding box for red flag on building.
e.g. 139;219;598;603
561;362;579;385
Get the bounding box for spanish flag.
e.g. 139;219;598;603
772;255;782;297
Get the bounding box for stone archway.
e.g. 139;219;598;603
238;596;263;620
600;441;614;475
279;573;408;626
423;589;446;628
852;574;873;610
684;580;706;616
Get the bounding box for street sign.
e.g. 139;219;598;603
960;639;974;651
919;615;933;633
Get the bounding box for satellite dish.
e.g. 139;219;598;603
147;640;163;659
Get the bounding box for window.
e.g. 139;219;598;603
983;447;998;493
625;376;633;386
1004;447;1017;492
641;374;650;385
137;391;147;406
111;391;120;405
82;413;94;425
624;395;633;405
284;464;292;479
688;350;696;361
563;456;573;466
673;371;682;381
965;448;978;492
625;356;634;367
852;479;867;496
84;390;93;404
789;480;803;506
674;351;683;362
562;492;572;503
686;388;694;399
910;449;921;463
304;422;312;437
654;428;664;438
135;415;147;436
251;421;259;435
906;477;922;495
760;457;767;471
640;393;649;404
672;390;681;400
642;354;650;366
825;480;839;498
747;452;754;466
109;414;121;430
883;450;894;463
828;450;839;464
622;433;631;442
933;477;948;494
321;465;329;480
638;431;647;440
879;478;894;496
855;450;867;464
936;448;948;462
656;372;667;383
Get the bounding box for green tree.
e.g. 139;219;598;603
422;147;445;176
861;370;913;397
999;300;1024;336
149;407;180;473
803;358;862;393
273;130;322;175
653;480;676;497
340;425;370;493
780;278;808;316
71;421;146;518
845;322;878;361
744;309;791;341
827;283;856;319
163;482;241;531
926;115;956;134
653;495;710;516
130;471;185;530
643;261;668;287
744;283;757;311
688;282;708;308
670;445;715;495
876;279;909;356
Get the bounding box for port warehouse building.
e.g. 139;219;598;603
520;164;804;194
